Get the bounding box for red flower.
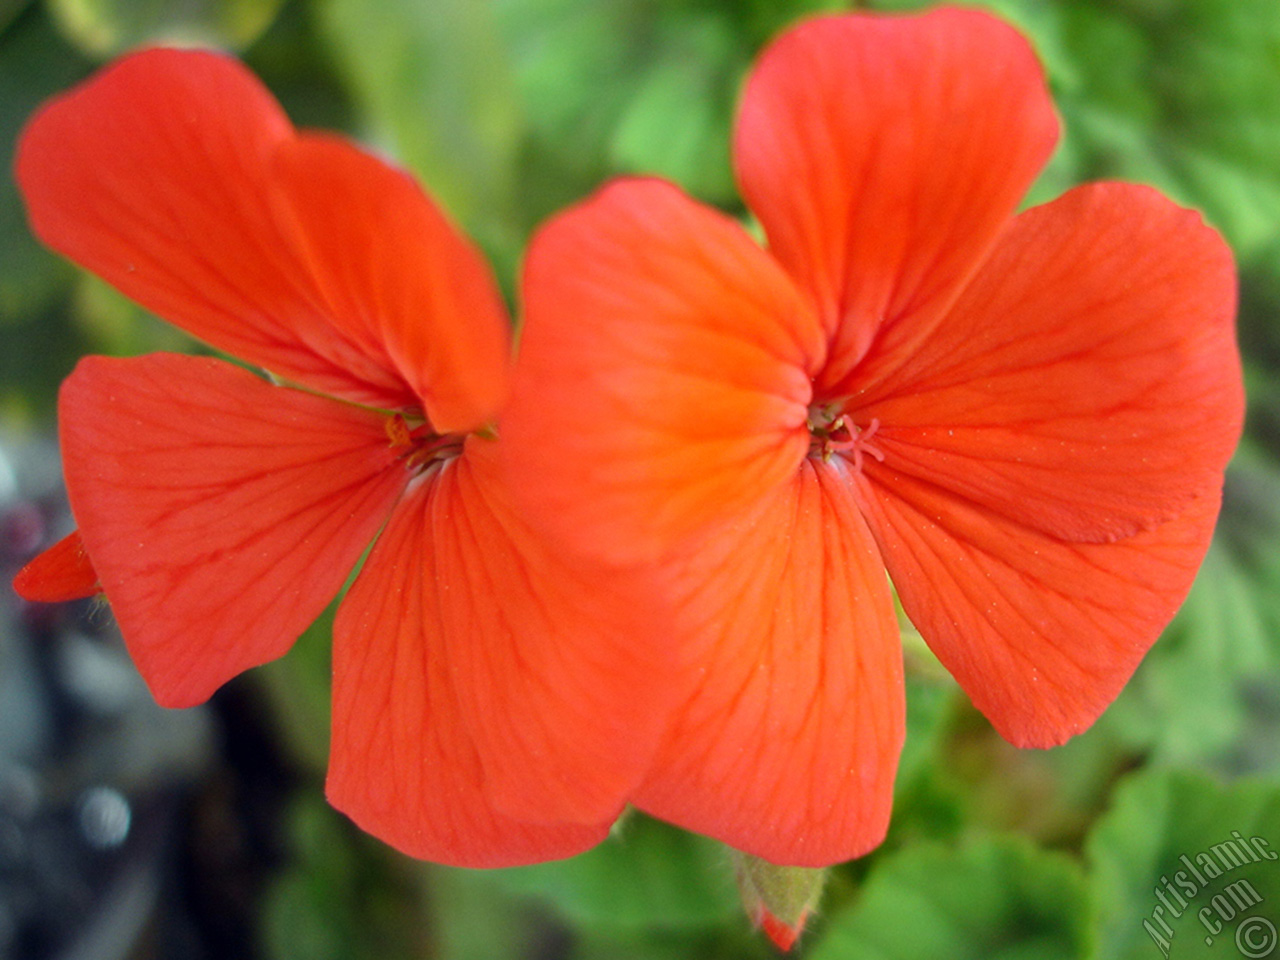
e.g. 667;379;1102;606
12;49;672;867
503;8;1244;866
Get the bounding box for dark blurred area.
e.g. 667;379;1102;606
0;433;313;960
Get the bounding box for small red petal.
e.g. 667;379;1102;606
760;908;807;952
13;530;98;602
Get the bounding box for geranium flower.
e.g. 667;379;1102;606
12;48;672;867
503;7;1244;867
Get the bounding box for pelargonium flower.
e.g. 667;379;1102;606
504;7;1244;867
12;48;672;867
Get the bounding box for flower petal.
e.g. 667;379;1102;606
852;183;1243;543
635;460;904;867
855;470;1223;748
60;353;408;708
735;8;1059;392
13;530;98;602
505;177;823;565
328;442;664;865
270;134;511;433
17;48;415;408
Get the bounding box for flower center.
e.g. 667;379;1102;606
806;403;885;470
385;413;465;474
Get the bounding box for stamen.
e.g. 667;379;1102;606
385;413;413;449
807;408;886;471
385;413;464;473
825;417;886;471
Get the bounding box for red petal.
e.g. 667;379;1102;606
13;530;99;602
736;8;1058;393
760;909;807;952
271;134;511;433
505;177;823;565
17;48;415;409
60;353;407;708
635;460;904;867
856;471;1223;748
329;441;664;865
852;183;1242;543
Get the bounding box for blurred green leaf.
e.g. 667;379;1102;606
607;12;742;203
1058;0;1280;256
317;0;523;265
808;836;1089;960
242;2;357;133
497;0;748;208
567;923;773;960
0;7;85;325
262;795;427;960
1104;546;1268;766
70;272;194;356
46;0;286;55
0;296;92;423
738;0;857;47
256;600;337;775
1086;767;1280;960
867;0;1078;83
896;642;960;796
484;814;739;932
496;0;643;172
425;865;556;960
0;0;29;33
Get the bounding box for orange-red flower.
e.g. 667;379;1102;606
12;49;672;867
504;8;1245;866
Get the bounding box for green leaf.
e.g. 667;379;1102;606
482;813;740;932
607;12;742;204
317;0;523;264
46;0;286;55
808;836;1089;960
0;0;28;35
256;600;338;775
496;0;748;207
425;866;552;960
0;8;85;325
1086;767;1280;960
495;0;644;170
1103;547;1267;765
565;923;773;960
896;641;960;795
261;795;428;960
1058;0;1280;256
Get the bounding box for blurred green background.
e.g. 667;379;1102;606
2;0;1280;957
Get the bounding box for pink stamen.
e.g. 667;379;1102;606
825;416;886;471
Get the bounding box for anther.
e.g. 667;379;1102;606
385;414;464;473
